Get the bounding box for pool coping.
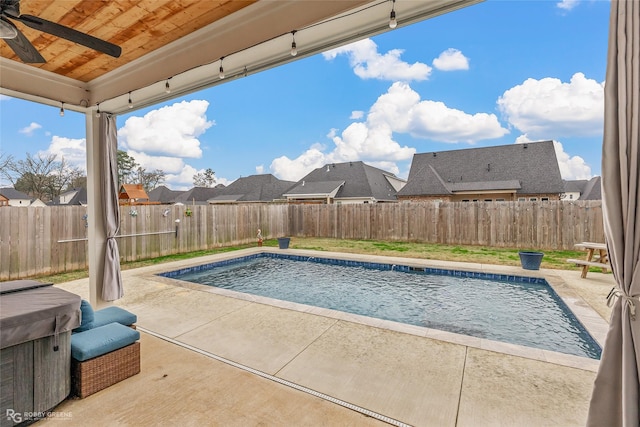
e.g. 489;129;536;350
148;247;606;373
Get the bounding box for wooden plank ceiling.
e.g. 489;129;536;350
0;0;256;82
1;0;482;112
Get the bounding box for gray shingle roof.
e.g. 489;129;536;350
563;179;588;193
581;176;602;200
397;141;564;197
211;174;296;202
67;188;87;205
564;176;601;200
287;161;401;201
148;185;184;203
0;188;30;199
174;186;225;204
283;181;345;196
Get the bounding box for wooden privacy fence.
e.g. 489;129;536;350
0;200;604;280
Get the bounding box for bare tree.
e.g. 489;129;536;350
136;166;166;192
5;152;83;202
193;168;216;187
0;153;14;186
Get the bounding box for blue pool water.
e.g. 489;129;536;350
161;253;601;359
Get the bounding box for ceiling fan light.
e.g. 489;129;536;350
0;19;18;39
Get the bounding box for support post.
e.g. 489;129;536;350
86;112;107;308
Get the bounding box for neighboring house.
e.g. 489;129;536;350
174;185;225;205
53;188;88;206
282;161;406;204
29;198;47;207
119;184;151;205
208;174;295;204
148;185;185;204
562;177;602;201
397;141;565;202
0;188;32;206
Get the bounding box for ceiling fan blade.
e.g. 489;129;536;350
15;14;121;58
1;17;44;63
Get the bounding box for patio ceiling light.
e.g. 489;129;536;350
389;0;397;29
290;31;297;57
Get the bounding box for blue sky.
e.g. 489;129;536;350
0;0;609;190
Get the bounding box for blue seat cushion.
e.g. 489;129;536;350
74;299;95;333
71;323;140;362
93;306;137;328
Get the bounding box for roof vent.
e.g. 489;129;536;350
523;144;528;149
302;180;305;186
433;152;437;157
326;165;330;172
487;163;491;172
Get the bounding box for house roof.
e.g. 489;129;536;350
119;184;149;200
284;181;345;197
285;161;402;201
148;185;185;204
397;141;565;197
563;179;588;193
64;187;87;205
174;186;225;205
564;176;602;200
209;174;295;203
581;176;602;200
0;187;30;199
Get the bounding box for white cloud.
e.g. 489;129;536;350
118;100;213;158
39;136;87;171
498;72;604;138
0;95;10;101
432;48;469;71
124;150;236;190
350;110;364;120
255;165;264;174
557;0;579;11
19;122;42;136
126;150;186;174
270;145;328;181
164;164;200;191
515;134;592;180
323;38;431;82
379;82;509;143
270;82;508;181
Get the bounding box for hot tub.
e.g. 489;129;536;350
0;280;81;426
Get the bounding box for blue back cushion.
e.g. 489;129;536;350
74;299;95;332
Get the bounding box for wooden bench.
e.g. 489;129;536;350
568;242;610;278
566;258;611;278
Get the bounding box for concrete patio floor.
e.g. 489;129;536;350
39;248;615;426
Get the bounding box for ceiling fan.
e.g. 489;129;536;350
0;0;121;63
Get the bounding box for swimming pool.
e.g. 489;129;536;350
160;253;602;359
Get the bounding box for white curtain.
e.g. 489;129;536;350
100;114;123;301
587;1;640;425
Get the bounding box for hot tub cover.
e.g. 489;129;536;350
0;280;81;349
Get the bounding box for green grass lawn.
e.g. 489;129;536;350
37;237;595;284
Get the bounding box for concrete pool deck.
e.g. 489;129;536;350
41;248;615;426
